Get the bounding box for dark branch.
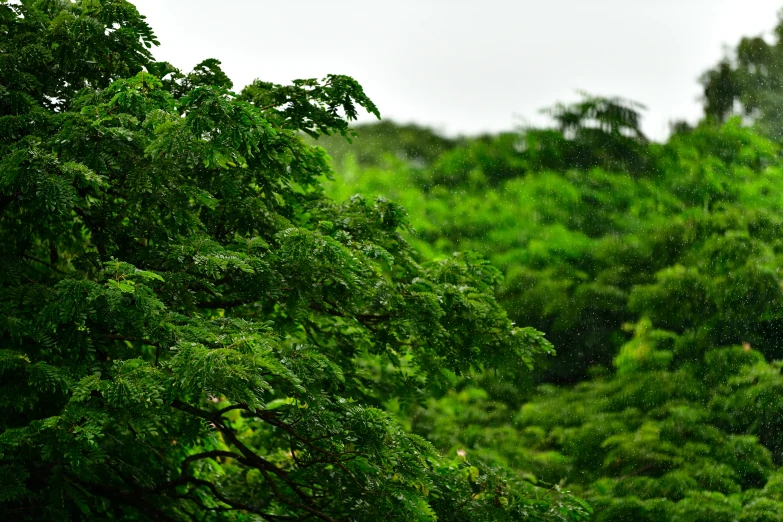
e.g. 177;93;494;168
170;400;337;522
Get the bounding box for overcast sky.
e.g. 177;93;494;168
132;0;783;141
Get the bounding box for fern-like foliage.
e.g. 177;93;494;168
0;1;589;520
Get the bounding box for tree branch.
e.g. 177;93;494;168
170;400;337;522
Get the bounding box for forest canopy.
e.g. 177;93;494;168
321;103;783;521
315;14;783;519
4;1;783;521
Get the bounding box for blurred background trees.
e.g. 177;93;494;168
702;10;783;142
313;11;783;519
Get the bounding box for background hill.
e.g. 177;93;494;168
310;17;783;519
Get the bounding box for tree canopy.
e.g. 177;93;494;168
0;1;588;520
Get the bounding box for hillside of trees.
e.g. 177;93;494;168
320;109;783;520
314;15;783;519
4;1;783;520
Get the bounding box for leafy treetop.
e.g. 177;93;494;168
0;1;587;521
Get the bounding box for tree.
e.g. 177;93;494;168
421;95;655;190
700;9;783;142
0;1;590;520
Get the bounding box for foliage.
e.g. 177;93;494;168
321;88;783;520
10;1;783;520
701;8;783;142
327;113;783;382
414;340;783;521
0;1;591;521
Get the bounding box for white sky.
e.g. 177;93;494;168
132;0;783;141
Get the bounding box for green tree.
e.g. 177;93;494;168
700;9;783;141
0;1;589;520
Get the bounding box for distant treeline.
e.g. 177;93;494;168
314;17;783;518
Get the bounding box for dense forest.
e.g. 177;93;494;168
4;1;783;521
